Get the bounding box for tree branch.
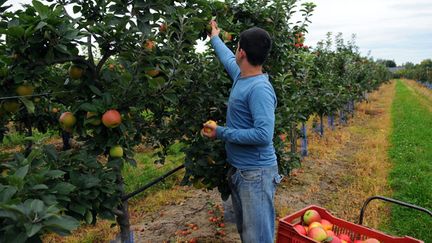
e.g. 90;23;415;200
87;35;94;64
31;56;97;81
96;50;115;74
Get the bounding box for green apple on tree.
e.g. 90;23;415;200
110;145;123;158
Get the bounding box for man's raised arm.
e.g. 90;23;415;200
209;20;240;80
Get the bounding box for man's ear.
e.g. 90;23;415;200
239;48;246;58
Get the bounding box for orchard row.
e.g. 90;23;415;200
0;0;390;242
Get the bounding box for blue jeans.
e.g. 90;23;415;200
228;165;282;243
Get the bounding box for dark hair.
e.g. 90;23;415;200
239;27;272;66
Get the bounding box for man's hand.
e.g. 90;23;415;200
201;121;217;139
209;20;220;38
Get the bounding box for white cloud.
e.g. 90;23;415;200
301;0;432;64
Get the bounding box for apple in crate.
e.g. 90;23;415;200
328;236;342;243
320;219;333;230
363;239;380;243
303;209;322;225
307;227;327;242
339;234;352;243
309;222;323;229
293;224;307;236
353;240;364;243
326;230;336;237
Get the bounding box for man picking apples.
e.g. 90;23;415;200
202;20;282;243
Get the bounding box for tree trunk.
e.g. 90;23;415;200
24;115;33;156
339;109;346;125
115;169;132;243
328;114;335;130
290;123;297;154
319;113;324;137
300;122;308;157
62;131;71;150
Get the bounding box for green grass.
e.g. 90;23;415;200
386;80;432;242
122;142;185;199
1;129;57;148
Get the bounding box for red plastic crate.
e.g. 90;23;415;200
276;205;423;243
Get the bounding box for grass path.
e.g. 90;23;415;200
386;80;432;242
276;81;395;231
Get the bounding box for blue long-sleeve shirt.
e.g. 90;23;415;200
210;35;277;169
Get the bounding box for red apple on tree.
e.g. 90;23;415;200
59;112;77;131
144;39;155;51
159;23;167;32
102;109;122;128
222;31;233;42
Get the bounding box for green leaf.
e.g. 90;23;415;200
69;203;86;216
24;25;35;38
0;208;19;221
72;5;81;14
35;21;47;31
51;182;75;195
45;170;65;179
79;103;97;112
0;203;25;217
14;165;29;179
26;223;42;237
30;199;44;213
83;176;101;188
102;93;113;106
149;77;165;90
43;145;58;161
43;215;79;235
89;85;102;96
54;44;70;55
32;184;49;190
7;26;25;37
163;93;178;104
19;97;35;114
0;186;17;202
85;210;93;224
63;29;80;40
32;0;50;19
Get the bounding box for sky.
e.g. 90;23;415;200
5;0;432;65
299;0;432;65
